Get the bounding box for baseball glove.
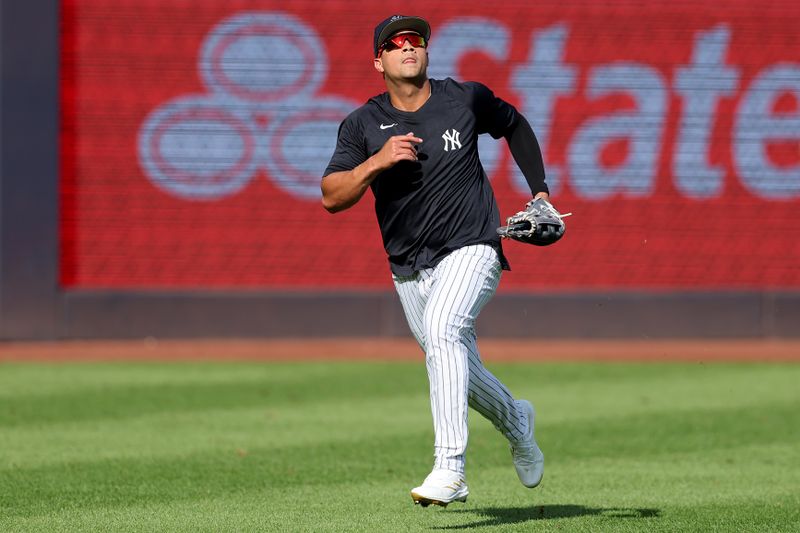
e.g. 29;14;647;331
497;197;571;246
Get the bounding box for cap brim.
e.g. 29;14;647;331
376;17;431;52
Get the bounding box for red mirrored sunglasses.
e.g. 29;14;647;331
378;32;427;57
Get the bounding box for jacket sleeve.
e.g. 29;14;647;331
466;81;519;139
506;114;549;196
466;81;548;196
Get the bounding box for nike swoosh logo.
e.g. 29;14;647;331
380;123;397;130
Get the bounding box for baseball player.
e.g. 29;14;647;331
321;15;549;507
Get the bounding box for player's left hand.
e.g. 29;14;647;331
497;197;571;246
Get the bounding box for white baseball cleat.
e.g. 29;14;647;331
410;469;469;507
511;399;544;488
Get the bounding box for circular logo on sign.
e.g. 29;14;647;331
138;95;259;200
261;98;357;199
199;12;326;109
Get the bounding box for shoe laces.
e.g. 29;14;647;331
511;442;538;465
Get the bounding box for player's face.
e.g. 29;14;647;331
374;32;428;81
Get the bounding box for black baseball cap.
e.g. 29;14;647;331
373;15;431;56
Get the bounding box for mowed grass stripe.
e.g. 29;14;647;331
517;364;800;420
3;361;791;397
2;369;795;468
2;362;795;427
0;362;333;396
0;430;435;519
540;401;799;459
3;397;795;479
0;395;431;469
1;362;798;532
5;453;798;533
0;362;428;427
0;361;428;398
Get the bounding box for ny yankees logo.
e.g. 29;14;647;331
442;129;462;152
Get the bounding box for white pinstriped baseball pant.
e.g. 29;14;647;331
393;244;528;474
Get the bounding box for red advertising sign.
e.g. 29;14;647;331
60;0;800;290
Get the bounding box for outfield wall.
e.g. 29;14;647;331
1;0;799;339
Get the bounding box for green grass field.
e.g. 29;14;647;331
1;360;798;532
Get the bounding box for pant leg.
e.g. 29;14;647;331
395;268;456;470
423;244;527;473
394;245;528;474
464;329;528;443
393;268;434;350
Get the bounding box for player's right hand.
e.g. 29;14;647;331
374;132;423;169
